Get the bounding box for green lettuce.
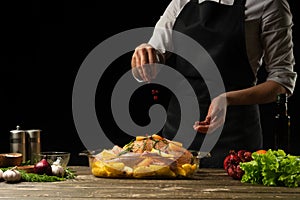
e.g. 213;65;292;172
240;149;300;187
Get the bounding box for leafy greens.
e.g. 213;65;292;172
240;149;300;187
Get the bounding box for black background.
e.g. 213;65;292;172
1;0;299;166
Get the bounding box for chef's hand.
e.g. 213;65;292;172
193;94;227;134
131;43;161;82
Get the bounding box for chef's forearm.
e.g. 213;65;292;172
225;80;287;106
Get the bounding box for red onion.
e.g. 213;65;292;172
34;156;52;175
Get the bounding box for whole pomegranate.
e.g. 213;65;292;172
223;149;253;180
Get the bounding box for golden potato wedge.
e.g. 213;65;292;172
173;167;186;177
104;162;126;175
133;166;156;177
92;167;107;177
149;165;176;177
100;149;117;160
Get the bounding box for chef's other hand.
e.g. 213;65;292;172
131;43;160;82
193;94;227;134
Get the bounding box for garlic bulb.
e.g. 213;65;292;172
53;157;62;166
51;157;65;177
0;169;3;179
51;164;65;177
3;168;22;182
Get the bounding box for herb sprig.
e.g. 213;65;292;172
1;167;77;182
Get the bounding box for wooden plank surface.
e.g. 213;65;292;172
0;166;299;199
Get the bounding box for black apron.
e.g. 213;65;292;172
161;0;263;168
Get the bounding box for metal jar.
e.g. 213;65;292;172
26;129;41;164
10;126;27;162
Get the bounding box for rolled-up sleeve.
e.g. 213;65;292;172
261;0;297;94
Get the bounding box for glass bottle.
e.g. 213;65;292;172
274;93;291;153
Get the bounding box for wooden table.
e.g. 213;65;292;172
0;166;299;199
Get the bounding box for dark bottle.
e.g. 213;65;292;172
274;93;291;153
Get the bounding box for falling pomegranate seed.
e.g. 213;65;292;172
152;89;159;101
152;90;159;95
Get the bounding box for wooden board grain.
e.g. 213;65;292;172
0;166;299;199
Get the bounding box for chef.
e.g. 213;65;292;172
131;0;297;168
